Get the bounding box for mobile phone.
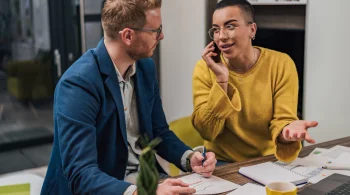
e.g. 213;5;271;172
212;43;221;63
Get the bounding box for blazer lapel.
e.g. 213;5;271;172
94;39;128;147
134;63;153;140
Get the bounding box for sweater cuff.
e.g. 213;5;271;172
272;124;302;163
207;82;241;119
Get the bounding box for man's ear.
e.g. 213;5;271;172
119;28;134;46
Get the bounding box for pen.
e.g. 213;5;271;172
322;165;350;170
202;146;207;167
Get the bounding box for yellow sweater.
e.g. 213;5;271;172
192;47;301;163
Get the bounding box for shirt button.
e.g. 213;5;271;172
124;107;128;111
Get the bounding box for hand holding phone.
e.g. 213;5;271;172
211;43;221;63
202;42;228;84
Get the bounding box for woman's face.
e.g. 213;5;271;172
212;6;256;60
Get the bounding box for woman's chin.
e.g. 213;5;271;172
222;52;236;60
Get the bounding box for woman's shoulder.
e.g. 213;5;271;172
256;46;295;70
256;46;292;61
194;58;211;73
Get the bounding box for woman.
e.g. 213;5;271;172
192;0;318;164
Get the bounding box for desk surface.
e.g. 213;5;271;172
212;136;350;194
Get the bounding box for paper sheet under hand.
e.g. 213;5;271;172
179;173;241;195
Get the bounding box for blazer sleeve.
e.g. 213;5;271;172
148;64;191;170
55;73;131;194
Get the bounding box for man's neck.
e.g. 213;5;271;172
104;39;135;78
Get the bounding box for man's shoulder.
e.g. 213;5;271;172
135;58;157;79
61;50;100;81
136;58;156;72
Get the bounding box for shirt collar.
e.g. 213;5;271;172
113;62;136;83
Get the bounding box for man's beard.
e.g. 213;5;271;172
127;39;157;61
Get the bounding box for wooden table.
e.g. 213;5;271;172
212;136;350;194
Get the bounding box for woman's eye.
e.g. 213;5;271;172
226;24;236;30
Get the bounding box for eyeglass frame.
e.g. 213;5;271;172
130;24;163;40
208;22;253;40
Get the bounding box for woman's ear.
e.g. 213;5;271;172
119;28;134;46
250;23;257;40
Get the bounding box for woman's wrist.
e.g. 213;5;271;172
216;74;228;83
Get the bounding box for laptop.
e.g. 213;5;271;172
299;174;350;195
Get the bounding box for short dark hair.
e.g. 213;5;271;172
215;0;255;23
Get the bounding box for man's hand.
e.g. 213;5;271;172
156;178;196;195
190;151;217;177
279;120;318;144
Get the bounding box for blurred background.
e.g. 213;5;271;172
0;0;349;180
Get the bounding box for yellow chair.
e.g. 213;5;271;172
168;116;204;176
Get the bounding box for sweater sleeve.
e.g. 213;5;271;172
270;54;301;163
191;60;241;142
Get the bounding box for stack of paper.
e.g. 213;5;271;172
275;145;350;184
238;162;308;186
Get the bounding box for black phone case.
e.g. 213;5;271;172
212;43;221;63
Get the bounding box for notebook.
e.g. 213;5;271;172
238;162;308;186
227;183;265;195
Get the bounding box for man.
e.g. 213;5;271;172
40;0;216;194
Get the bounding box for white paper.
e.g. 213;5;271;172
179;173;240;195
238;162;308;185
308;147;330;156
274;159;301;170
308;169;350;184
322;145;350;159
291;166;323;179
331;152;350;166
227;183;265;195
291;154;335;168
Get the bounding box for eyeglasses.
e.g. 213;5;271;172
130;24;163;40
208;22;252;41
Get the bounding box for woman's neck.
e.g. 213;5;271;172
226;47;257;73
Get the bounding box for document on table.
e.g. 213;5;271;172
322;145;350;159
308;147;330;157
274;161;323;183
179;173;241;195
308;169;350;184
332;152;350;165
274;145;350;184
227;183;265;195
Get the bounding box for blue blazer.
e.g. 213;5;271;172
41;39;191;194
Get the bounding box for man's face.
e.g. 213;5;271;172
127;8;164;60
